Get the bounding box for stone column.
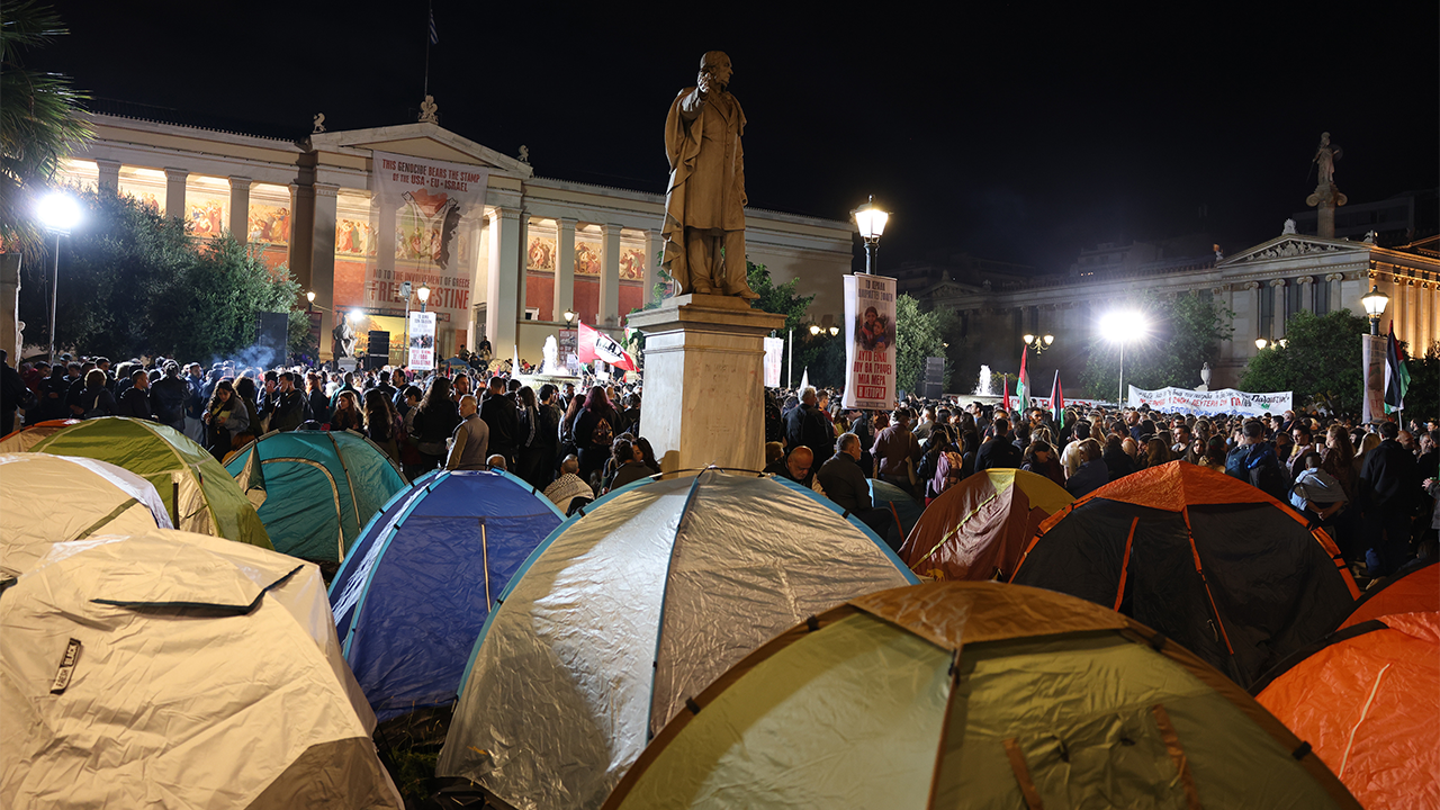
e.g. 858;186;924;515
1297;276;1314;313
1325;273;1344;315
0;253;20;368
644;229;663;305
556;218;576;320
95;159;121;194
627;294;786;473
517;214;531;318
1243;281;1262;347
309;183;339;361
600;223;622;327
228;176;251;242
1270;278;1287;337
486;207;522;360
164;168;189;221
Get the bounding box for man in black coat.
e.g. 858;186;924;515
784;386;832;461
115;369;154;420
975;417;1024;471
816;433;895;547
480;375;520;468
150;361;190;432
1357;420;1421;577
268;372;310;433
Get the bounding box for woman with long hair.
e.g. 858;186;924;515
1198;436;1228;471
515;385;544;485
635;436;662;474
1022;439;1066;487
1102;434;1136;481
572;385;621;485
231;376;261;448
202;379;248;460
77;369;115;419
363;389;401;462
330;390;363;433
411;377;460;473
1141;437;1171;469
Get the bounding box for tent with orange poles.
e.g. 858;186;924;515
1254;611;1439;810
1010;461;1358;687
1336;558;1437;630
898;468;1071;581
0;419;80;452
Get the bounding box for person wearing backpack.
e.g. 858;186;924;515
572;385;619;487
1234;419;1289;501
78;369;116;419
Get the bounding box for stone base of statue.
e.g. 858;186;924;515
626;293;785;474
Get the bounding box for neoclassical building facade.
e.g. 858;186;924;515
53;110;855;362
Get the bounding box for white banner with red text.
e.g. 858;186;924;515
1128;385;1293;417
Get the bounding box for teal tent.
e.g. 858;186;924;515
225;429;407;562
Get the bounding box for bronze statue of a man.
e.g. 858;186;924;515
661;51;759;299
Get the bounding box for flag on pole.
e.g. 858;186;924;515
577;321;637;371
1049;370;1064;430
428;7;439;44
1001;375;1011;414
1016;345;1030;411
1384;320;1410;414
799;368;810;393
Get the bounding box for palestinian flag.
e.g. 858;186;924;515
1384;320;1410;414
1049;370;1064;430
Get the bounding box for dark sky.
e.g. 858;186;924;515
39;2;1440;273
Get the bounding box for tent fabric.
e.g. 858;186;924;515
0;419;80;452
1257;612;1439;810
27;417;270;549
604;581;1359;810
1337;558;1438;630
898;468;1072;581
1011;461;1358;688
0;529;401;810
868;478;923;538
0;452;174;578
225;429;408;562
436;471;918;810
329;469;565;721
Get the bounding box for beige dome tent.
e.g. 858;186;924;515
605;581;1359;810
0;452;173;579
0;529;401;809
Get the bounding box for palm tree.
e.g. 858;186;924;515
1;1;92;257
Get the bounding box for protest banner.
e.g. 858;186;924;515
1127;385;1293;417
841;274;896;410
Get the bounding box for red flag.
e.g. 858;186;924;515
1001;375;1011;413
1016;345;1030;408
578;321;637;371
1049;370;1064;429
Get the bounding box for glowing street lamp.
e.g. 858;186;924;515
1023;333;1056;355
36;191;82;364
828;325;838;336
1099;310;1149;407
305;290;316;312
1360;284;1389;336
1255;338;1268;351
417;283;431;313
852;196;889;275
809;324;821;336
562;309;576;325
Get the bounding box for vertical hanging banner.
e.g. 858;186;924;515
409;311;437;371
763;337;785;387
368;151;489;328
1361;334;1386;423
842;274;897;410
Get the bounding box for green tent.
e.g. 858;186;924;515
605;581;1360;810
30;417;270;550
225;429;407;563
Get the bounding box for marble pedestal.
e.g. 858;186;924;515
627;294;785;474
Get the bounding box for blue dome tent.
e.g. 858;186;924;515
329;469;565;721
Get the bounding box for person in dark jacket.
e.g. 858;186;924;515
115;368;154;420
1065;439;1108;497
1;350;33;434
1101;434;1136;481
784;386;833;461
816;433;894;546
412;377;461;473
572;386;620;485
269;372;309;433
1357;421;1421;577
77;369;116;418
480;376;520;469
975;417;1023;471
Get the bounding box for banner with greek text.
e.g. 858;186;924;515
408;311;437;371
763;337;784;388
1361;334;1386;424
1127;385;1293;416
842;274;897;410
366;151;489;330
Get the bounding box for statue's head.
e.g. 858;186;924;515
1320;131;1330;144
698;51;733;89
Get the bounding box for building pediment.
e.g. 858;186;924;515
310;123;533;178
919;279;989;299
1220;234;1365;266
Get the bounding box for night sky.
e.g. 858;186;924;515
37;2;1440;273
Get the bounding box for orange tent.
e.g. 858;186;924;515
1256;612;1439;810
1011;461;1359;688
1337;558;1438;630
897;468;1071;581
0;419;80;452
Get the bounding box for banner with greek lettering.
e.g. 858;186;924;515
362;151;489;334
842;274;897;410
408;311;436;371
1127;385;1292;416
763;337;784;388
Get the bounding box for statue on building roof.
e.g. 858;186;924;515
312;113;326;134
518;145;530;164
1314;132;1342;185
661;51;759;300
1282;218;1297;235
419;95;439;124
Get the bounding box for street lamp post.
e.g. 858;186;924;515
852;196;889;275
1360;284;1389;336
1099;310;1148;408
1023;333;1056;356
562;309;575;326
417;283;431;313
36;192;82;364
306;290;316;312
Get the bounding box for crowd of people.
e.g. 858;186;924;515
4;349;1434;583
765;384;1438;583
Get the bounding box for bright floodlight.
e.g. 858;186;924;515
37;192;82;231
347;310;364;324
853;196;889;241
1099;310;1148;342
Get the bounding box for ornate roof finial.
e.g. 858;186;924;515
312;113;326;134
419;95;438;124
518;145;530;164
